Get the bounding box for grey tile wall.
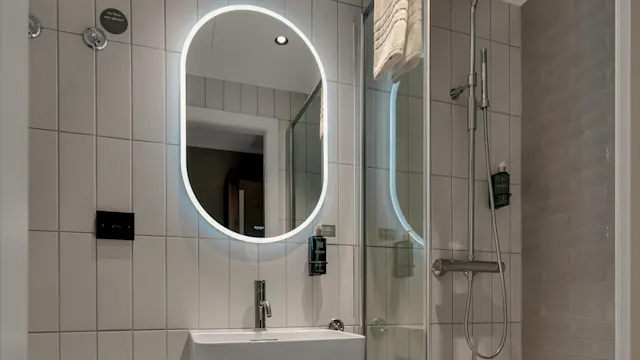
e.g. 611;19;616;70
521;1;615;360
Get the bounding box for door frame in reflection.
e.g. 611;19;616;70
186;106;280;237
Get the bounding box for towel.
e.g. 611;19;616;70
390;0;423;82
373;0;408;80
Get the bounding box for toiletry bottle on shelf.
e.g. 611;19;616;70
491;161;511;209
308;226;327;276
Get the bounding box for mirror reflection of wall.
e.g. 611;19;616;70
184;8;323;238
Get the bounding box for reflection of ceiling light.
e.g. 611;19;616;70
275;36;288;45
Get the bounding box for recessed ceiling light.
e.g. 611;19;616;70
275;36;288;45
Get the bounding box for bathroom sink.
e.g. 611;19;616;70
189;329;364;360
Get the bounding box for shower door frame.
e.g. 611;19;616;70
357;1;431;359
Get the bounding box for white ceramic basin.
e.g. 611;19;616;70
190;329;364;360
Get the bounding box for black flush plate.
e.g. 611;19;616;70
96;211;134;240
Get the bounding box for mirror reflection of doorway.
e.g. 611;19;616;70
186;129;265;237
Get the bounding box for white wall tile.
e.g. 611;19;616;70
133;46;165;142
285;0;312;38
186;74;206;108
274;89;291;120
509;5;521;47
408;97;424;173
490;112;510;172
59;33;95;135
166;145;198;237
97;42;132;139
430;28;451;103
132;0;165;48
430;249;453;324
29;333;59;360
97;137;132;212
386;247;411;325
432;0;451;29
133;141;166;236
60;332;97;360
476;0;491;39
451;105;468;178
59;0;94;34
258;243;287;327
60;233;96;331
511;323;522;360
205;78;224;110
167;237;199;329
313;0;338;82
134;331;167;360
338;245;354;325
59;133;95;233
431;176;452;250
258;0;285;14
314;245;339;326
338;84;355;164
31;0;57;29
97;239;132;330
511;185;521;253
286;242;314;326
96;0;131;43
451;0;470;34
198;0;228;18
241;84;258;115
165;0;197;52
29;130;58;231
223;81;241;112
199;238;230;329
229;241;259;328
338;164;355;245
431;101;452;176
451;178;467;251
29;231;59;332
133;236;166;329
258;86;275;117
431;324;453;360
98;331;132;360
510;46;522;116
167;331;191;360
338;3;360;85
166;52;181;144
511;253;522;321
451;32;470;107
474;182;492;252
510;116;521;184
491;0;510;44
365;246;386;322
490;42;510;114
30;29;58;130
318;163;339;242
492;254;510;323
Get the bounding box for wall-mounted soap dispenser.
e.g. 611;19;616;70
308;226;328;276
490;161;511;208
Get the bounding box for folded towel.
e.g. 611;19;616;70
373;0;409;80
390;0;423;82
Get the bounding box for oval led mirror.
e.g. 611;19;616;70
180;5;328;243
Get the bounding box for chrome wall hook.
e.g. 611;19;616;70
83;27;108;50
28;15;42;39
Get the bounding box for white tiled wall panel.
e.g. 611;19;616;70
31;1;360;359
427;0;522;359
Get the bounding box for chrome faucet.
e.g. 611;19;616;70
254;280;272;329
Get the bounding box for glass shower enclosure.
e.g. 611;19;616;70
360;3;427;360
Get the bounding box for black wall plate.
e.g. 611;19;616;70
96;211;134;240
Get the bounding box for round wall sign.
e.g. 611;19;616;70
100;8;128;35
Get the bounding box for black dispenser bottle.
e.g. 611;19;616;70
308;226;327;276
491;161;511;209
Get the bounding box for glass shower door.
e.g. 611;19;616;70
361;7;426;360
